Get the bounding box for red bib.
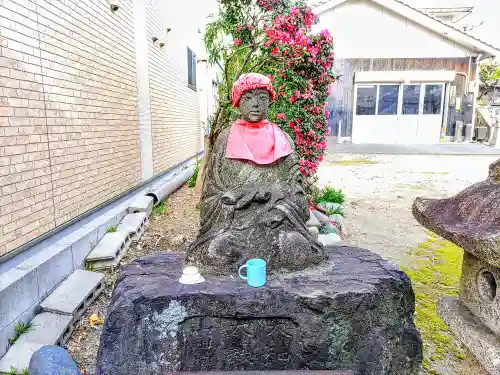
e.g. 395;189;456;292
225;120;293;165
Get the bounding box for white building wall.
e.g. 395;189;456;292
317;0;471;59
146;0;217;175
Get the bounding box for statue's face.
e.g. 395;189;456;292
240;88;269;123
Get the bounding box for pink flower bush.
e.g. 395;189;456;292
258;6;335;177
210;0;336;178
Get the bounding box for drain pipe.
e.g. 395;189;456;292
146;165;196;204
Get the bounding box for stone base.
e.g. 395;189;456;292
96;246;422;375
438;296;500;375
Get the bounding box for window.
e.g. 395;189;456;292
187;47;196;89
356;86;376;115
402;84;421;115
377;85;399;115
423;84;443;115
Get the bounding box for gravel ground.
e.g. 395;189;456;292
67;186;200;374
318;153;498;267
318;152;498;375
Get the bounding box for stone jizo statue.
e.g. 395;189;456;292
186;73;326;275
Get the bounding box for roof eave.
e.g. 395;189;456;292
313;0;499;58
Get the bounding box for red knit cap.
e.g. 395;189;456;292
232;73;276;108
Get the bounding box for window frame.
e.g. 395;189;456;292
187;47;197;91
354;82;445;117
421;83;445;116
355;85;378;116
377;84;400;116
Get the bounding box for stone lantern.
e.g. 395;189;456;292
413;158;500;375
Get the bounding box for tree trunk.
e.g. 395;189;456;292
195;135;212;194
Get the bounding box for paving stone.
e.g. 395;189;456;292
117;213;148;243
0;341;45;374
40;270;104;319
17;312;73;347
86;231;131;270
128;195;154;216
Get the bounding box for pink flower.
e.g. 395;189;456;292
277;113;286;120
320;29;330;39
234;40;242;46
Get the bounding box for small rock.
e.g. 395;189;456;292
318;202;342;211
306;212;320;227
171;234;187;246
311;210;330;225
308;226;319;239
318;233;342;246
328;214;344;230
29;345;82;375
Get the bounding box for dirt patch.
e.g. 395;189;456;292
67;186;200;374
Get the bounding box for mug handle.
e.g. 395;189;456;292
238;265;248;280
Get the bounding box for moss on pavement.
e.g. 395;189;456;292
402;231;465;374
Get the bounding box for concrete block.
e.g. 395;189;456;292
41;270;104;320
0;302;39;358
0;267;38;332
117;212;148;243
84;213;121;242
0;341;45;374
17;312;73;347
59;226;99;269
18;244;74;300
86;231;131;270
127;195;154;216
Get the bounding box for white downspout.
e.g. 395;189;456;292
471;54;483;139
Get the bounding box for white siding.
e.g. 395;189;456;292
317;0;471;59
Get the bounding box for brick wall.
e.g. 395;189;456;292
0;0;206;257
0;0;142;256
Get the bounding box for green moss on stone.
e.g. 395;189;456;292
402;231;465;372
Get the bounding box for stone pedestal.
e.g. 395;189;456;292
96;246;422;375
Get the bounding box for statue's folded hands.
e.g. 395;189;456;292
220;186;272;209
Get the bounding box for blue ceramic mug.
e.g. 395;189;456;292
238;258;266;287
